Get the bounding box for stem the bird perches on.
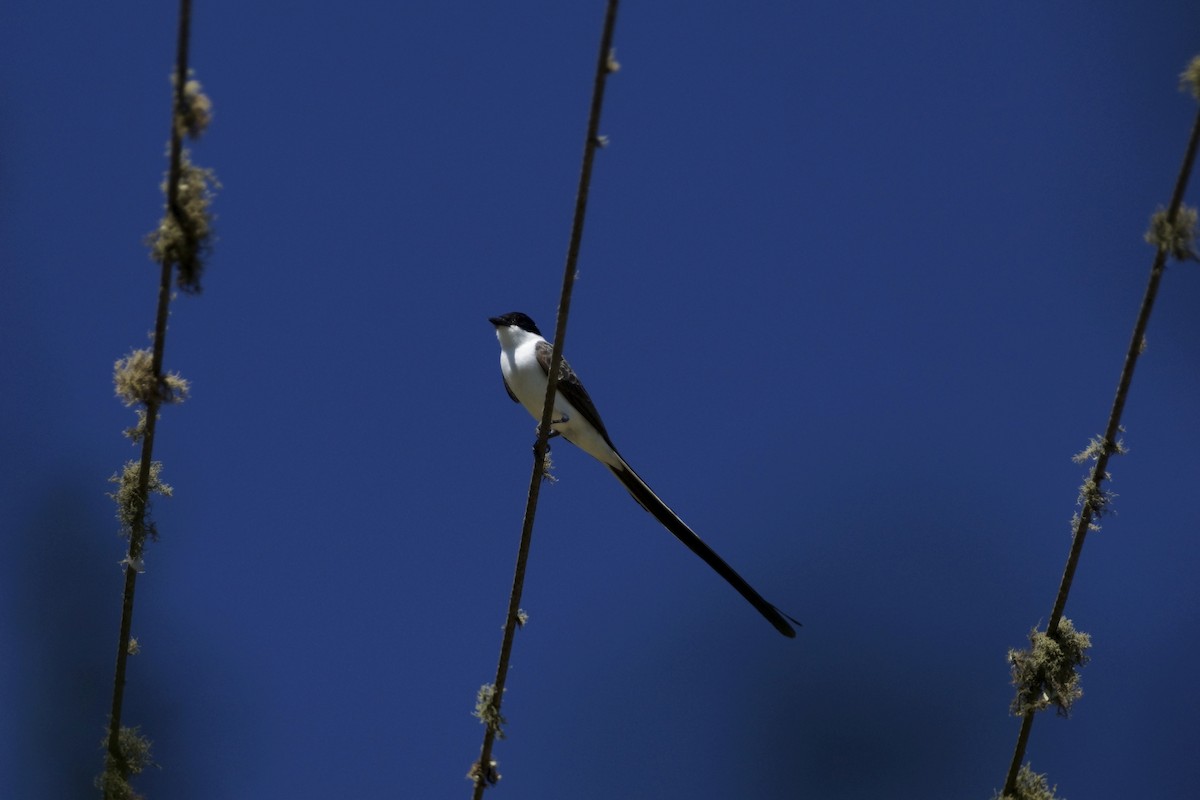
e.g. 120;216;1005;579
469;2;621;796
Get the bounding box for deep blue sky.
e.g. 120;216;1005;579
3;3;1199;798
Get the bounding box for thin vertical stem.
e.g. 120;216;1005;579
105;0;193;778
1001;104;1200;797
470;2;620;796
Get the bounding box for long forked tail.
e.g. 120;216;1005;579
607;462;799;637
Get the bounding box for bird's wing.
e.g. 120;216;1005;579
534;339;616;448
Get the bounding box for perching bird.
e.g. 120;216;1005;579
489;312;798;637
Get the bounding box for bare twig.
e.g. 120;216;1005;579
469;2;621;796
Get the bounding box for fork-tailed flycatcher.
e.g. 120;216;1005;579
489;311;798;637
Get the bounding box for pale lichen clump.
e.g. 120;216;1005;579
114;348;190;408
1180;54;1200;100
146;153;219;293
1008;618;1092;717
95;727;155;800
109;460;173;542
177;72;213;139
1145;204;1198;262
995;764;1063;800
473;683;507;739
